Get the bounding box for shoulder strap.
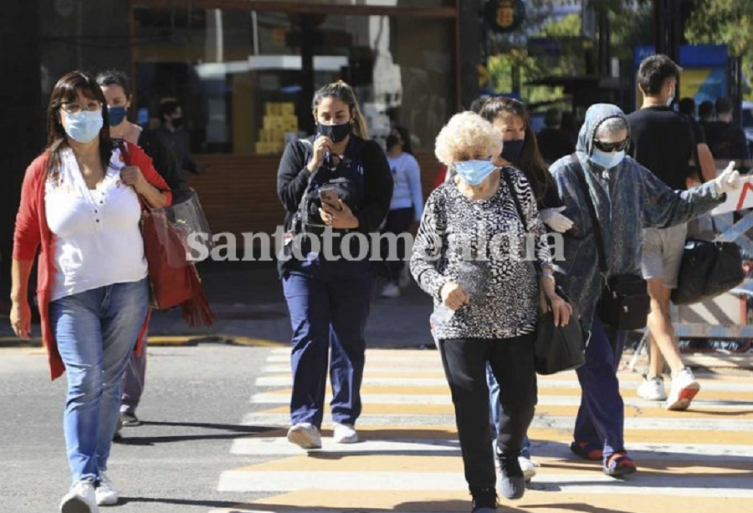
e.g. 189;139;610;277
570;153;608;273
501;167;527;232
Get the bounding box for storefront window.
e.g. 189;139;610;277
133;6;455;155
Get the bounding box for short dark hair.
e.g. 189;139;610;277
95;70;132;98
715;97;733;115
544;108;562;127
678;97;695;117
392;125;413;155
637;54;681;96
159;99;181;122
698;100;715;119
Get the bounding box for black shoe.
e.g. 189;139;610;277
497;455;526;500
470;487;497;512
120;412;141;427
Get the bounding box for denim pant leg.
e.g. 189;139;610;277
283;274;331;428
53;293;107;483
51;279;148;483
120;332;148;415
485;364;500;440
439;338;496;492
489;334;537;458
574;317;626;460
96;279;149;471
328;276;374;425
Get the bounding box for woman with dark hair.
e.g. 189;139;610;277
380;125;423;298
479;98;572;233
276;80;393;449
10;71;171;511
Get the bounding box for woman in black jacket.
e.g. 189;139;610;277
276;81;393;449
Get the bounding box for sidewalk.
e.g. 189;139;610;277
1;261;750;371
0;261;435;350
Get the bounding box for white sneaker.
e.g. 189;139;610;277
665;368;701;411
380;283;401;298
287;422;322;449
518;456;539;483
60;480;99;513
398;264;412;288
95;473;118;506
333;422;359;443
637;376;667;401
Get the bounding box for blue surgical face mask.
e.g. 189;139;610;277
589;148;625;170
63;110;103;143
454;159;498;186
107;106;127;127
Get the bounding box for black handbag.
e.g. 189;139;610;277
534;290;586;375
502;170;586;374
573;160;650;331
671;238;744;305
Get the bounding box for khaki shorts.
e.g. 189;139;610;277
641;224;688;289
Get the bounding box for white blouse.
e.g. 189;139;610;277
45;147;147;301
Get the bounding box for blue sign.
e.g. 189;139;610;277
634;45;728;68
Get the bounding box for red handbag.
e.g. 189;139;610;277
121;142;214;326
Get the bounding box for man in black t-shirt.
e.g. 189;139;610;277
626;55;718;412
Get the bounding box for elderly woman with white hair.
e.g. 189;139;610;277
550;104;740;478
411;111;571;511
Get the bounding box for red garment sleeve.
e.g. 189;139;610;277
125;141;173;206
12;155;46;261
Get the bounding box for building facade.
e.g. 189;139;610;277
1;1;480;281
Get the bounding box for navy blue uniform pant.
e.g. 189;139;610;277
282;271;374;428
574;316;627;460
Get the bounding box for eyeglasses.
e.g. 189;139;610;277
593;138;630;152
60;100;102;114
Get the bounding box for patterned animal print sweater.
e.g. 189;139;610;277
410;167;553;341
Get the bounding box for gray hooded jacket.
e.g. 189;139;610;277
550;103;724;329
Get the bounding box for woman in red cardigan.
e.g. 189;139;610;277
10;71;171;513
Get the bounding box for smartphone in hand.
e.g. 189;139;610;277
318;188;342;212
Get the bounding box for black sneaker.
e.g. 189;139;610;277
470;487;497;512
120;411;141;427
497;454;526;500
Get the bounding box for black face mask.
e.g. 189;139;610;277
386;134;400;149
171;116;184;128
500;139;525;163
318;121;351;143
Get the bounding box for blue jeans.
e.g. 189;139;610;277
486;364;532;459
573;317;627;461
283;271;374;428
50;279;149;484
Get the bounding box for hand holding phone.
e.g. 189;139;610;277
318;188;342;212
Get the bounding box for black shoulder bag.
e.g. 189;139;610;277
571;156;650;330
502;169;585;375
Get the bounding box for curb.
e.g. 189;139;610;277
0;334;284;349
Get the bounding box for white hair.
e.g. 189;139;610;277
435;111;502;166
595;117;629;139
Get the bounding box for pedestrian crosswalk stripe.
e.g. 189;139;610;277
229;437;753;460
254;374;753;391
249;391;753;410
211;347;753;513
216;469;753;497
239;412;753;432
